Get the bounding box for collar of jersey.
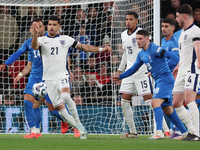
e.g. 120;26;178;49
47;34;60;38
184;23;194;31
127;26;138;36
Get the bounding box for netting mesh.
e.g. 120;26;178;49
0;0;155;134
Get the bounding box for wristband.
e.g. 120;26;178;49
99;48;103;52
18;72;23;77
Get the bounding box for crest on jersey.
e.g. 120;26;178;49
184;34;188;40
132;38;136;43
60;40;65;45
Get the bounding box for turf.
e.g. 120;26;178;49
0;134;199;150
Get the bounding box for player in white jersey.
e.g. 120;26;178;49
173;4;200;141
31;15;111;139
118;11;170;138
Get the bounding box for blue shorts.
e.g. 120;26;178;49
153;75;174;107
24;75;52;104
197;83;200;95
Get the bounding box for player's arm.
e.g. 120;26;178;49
193;37;200;69
76;43;111;53
112;55;143;82
161;49;179;64
14;61;32;84
0;41;29;71
31;22;40;50
117;52;127;75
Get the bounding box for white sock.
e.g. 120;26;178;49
30;126;37;134
61;92;81;126
175;106;194;134
187;101;199;136
58;108;77;128
121;99;136;134
145;99;169;132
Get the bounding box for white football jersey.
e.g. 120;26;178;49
178;24;200;74
121;27;148;76
38;34;76;80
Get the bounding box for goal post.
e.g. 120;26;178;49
0;0;160;134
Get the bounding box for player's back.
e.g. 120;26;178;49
178;24;200;74
38;34;75;80
121;27;147;75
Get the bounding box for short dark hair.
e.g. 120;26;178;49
176;4;193;16
136;29;150;37
126;11;138;19
48;15;60;24
30;17;43;26
162;18;175;26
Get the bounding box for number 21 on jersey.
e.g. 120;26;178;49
51;47;58;55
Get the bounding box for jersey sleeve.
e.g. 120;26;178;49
28;51;33;62
4;40;29;65
38;37;43;46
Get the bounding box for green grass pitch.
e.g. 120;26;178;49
0;134;199;150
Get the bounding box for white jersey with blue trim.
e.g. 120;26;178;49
38;34;76;80
121;27;148;76
178;24;200;74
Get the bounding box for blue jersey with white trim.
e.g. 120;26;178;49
161;35;179;72
137;43;171;80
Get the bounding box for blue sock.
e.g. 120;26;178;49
65;103;71;115
50;110;63;121
33;108;41;128
195;99;200;105
166;110;187;134
24;100;36;128
153;107;163;130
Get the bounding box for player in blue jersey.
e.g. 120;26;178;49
113;29;188;140
0;18;73;138
161;18;183;139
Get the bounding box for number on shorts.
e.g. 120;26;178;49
188;76;192;83
141;80;148;89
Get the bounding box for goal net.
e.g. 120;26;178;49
0;0;156;134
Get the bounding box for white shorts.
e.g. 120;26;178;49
173;73;200;93
119;73;153;96
45;76;70;108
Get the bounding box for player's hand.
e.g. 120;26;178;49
112;75;120;83
116;70;122;84
32;22;39;36
172;65;178;80
197;64;200;69
0;63;6;71
103;46;112;53
14;75;21;84
148;72;151;77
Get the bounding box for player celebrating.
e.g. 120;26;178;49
31;15;111;139
118;11;170;138
0;18;73;138
172;4;200;141
113;29;188;140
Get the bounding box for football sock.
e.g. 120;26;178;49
166;110;187;134
175;106;194;134
153;107;163;131
146;99;169;132
121;99;137;134
58;108;77;128
61;92;81;125
24;100;36;128
50;110;63;121
33;107;41;129
187;101;199;136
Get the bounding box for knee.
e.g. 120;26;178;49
61;92;70;100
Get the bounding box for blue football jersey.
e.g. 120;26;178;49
137;43;172;81
161;35;179;72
